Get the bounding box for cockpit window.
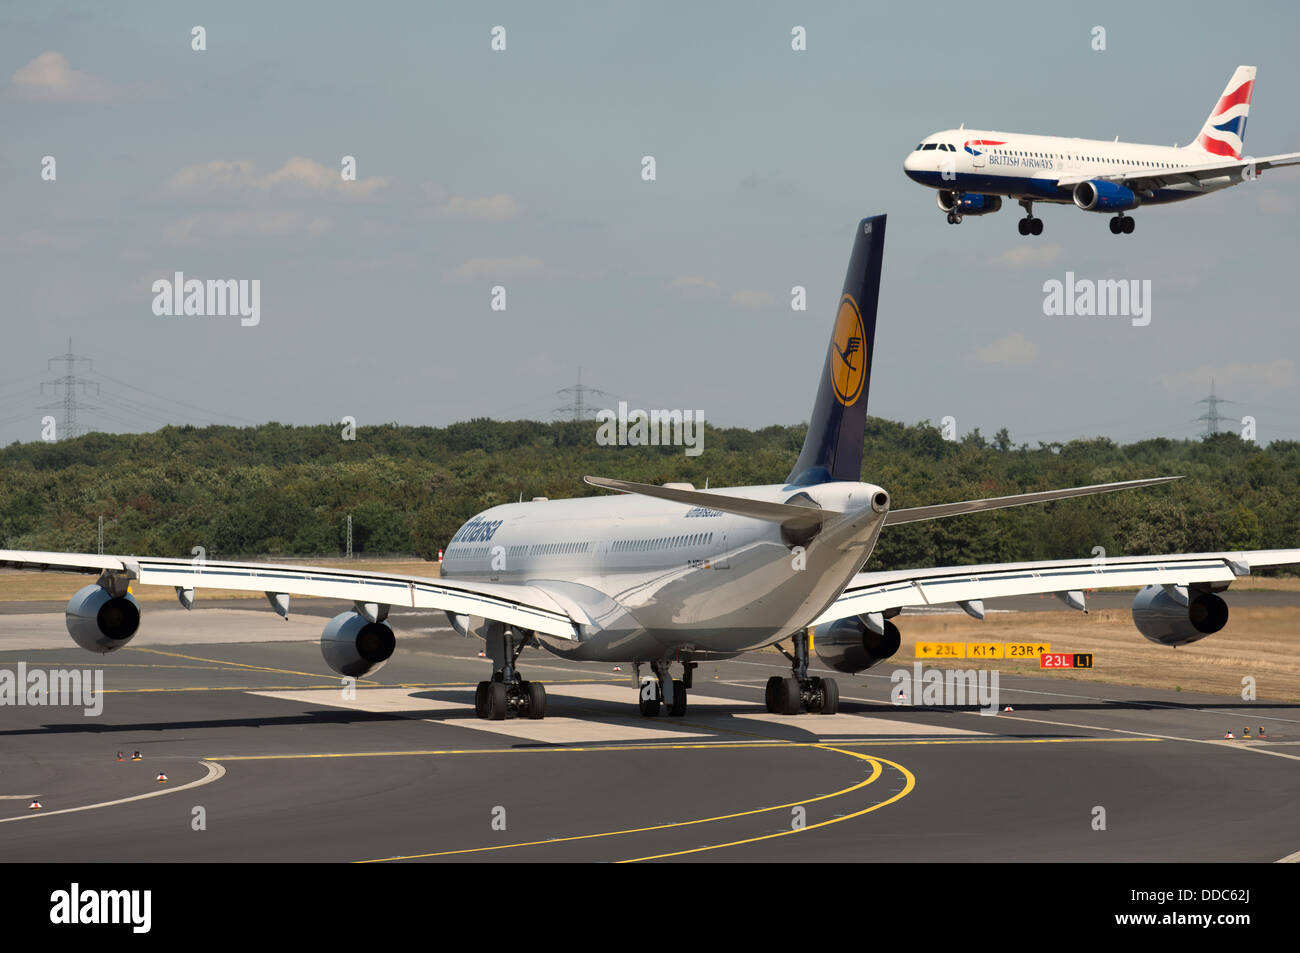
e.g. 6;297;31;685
915;144;925;151
922;143;938;151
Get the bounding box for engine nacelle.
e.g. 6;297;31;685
1131;585;1229;646
937;190;1002;215
66;584;141;653
814;616;901;674
1072;179;1140;212
321;611;396;677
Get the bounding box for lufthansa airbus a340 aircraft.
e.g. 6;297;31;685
904;66;1300;234
4;215;1298;721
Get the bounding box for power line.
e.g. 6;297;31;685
85;369;258;425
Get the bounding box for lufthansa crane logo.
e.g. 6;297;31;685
830;294;866;405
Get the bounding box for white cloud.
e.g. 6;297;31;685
671;276;720;297
990;244;1064;268
972;332;1038;367
11;52;109;102
163;157;387;199
163;209;332;245
445;256;544;283
731;289;774;309
1;230;79;251
339;254;422;275
426;194;520;222
1256;190;1295;215
1159;360;1295;395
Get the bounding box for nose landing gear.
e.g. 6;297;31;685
636;658;695;717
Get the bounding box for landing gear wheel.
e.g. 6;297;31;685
1030;217;1043;235
669;680;687;717
1122;216;1135;234
819;677;840;715
474;680;490;719
1109;216;1121;234
765;676;782;713
947;211;957;224
778;677;802;715
486;681;509;720
638;694;661;717
1017;218;1029;235
524;680;546;719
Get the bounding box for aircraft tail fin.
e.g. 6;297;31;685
1192;65;1255;158
785;215;886;486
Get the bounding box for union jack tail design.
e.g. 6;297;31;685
1193;66;1256;159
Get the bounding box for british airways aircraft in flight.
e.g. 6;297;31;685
904;66;1300;234
4;216;1298;721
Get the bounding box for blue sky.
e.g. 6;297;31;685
3;0;1299;448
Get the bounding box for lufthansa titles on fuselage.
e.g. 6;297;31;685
450;516;503;543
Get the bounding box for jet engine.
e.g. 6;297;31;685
814;615;901;673
937;191;1002;215
1072;179;1140;212
66;584;141;653
321;610;396;677
1131;585;1229;646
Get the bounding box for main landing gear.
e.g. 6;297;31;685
765;629;839;715
636;659;695;717
474;624;546;720
1016;199;1043;236
1109;213;1135;234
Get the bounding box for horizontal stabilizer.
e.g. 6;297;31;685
583;476;839;528
883;476;1181;526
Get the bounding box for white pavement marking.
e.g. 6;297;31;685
0;760;225;823
253;686;707;742
250;685;984;741
453;719;709;743
550;683;740;706
965;709;1300;762
734;712;983;735
253;688;469;713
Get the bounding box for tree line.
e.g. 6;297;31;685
1;419;1295;573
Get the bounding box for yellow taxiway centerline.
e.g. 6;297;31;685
356;744;890;862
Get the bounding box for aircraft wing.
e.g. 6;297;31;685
1056;151;1300;192
810;548;1300;625
0;550;585;640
